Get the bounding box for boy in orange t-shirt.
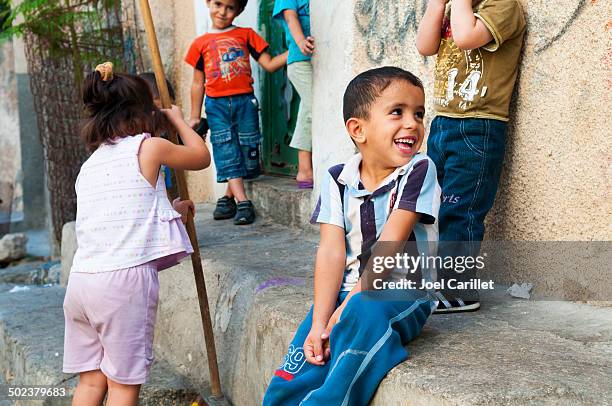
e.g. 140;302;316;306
185;0;287;225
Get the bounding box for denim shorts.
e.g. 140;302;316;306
204;93;262;182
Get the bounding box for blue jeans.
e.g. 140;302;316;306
427;117;507;296
205;93;262;182
263;291;432;406
427;116;507;243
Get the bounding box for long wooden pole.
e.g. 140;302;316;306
138;0;223;399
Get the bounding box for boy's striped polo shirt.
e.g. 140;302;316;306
311;153;441;291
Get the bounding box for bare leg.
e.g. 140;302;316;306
106;378;141;406
72;370;107;406
224;184;234;199
228;177;248;202
296;150;313;183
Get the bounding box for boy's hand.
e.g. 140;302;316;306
304;322;329;366
188;117;200;129
172;198;195;224
161;105;185;124
298;36;315;55
316;301;348;362
322;301;346;342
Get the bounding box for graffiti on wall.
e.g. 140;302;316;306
354;0;590;63
531;0;588;54
354;0;426;63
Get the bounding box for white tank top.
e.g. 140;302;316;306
71;133;193;273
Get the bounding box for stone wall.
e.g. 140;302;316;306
311;0;612;241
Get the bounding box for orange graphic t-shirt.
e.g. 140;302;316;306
185;26;269;97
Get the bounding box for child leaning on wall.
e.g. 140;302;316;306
263;66;440;406
273;0;315;189
416;0;525;313
185;0;288;225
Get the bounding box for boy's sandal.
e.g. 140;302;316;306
432;291;481;314
297;180;314;189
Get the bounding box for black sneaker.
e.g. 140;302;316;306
234;200;255;225
213;196;236;220
432;291;480;314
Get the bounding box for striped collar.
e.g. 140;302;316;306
337;153;412;198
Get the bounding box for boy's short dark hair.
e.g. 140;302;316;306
343;66;424;123
138;72;175;102
234;0;248;12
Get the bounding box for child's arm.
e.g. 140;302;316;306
283;9;314;55
257;51;289;73
189;69;205;129
415;0;448;56
140;105;211;179
304;223;346;366
450;0;494;50
322;211;420;337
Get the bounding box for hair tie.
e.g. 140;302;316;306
95;62;114;82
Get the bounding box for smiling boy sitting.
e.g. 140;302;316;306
263;67;441;406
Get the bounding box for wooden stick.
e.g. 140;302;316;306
138;0;223;399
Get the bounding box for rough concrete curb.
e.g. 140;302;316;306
245;176;316;231
56;204;612;405
153;205;612;405
59;222;76;288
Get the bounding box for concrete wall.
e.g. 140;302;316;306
0;41;23;233
144;0;611;241
310;0;611;241
12;34;47;231
310;0;359;196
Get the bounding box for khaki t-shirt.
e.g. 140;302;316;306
433;0;526;121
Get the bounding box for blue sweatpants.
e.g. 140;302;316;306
263;291;433;406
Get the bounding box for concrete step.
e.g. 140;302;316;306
0;280;200;405
245;176;315;231
147;204;612;405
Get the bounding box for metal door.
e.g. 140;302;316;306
259;0;300;176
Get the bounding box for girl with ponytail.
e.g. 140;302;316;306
63;62;210;405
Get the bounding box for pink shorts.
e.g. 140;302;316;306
63;262;159;384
